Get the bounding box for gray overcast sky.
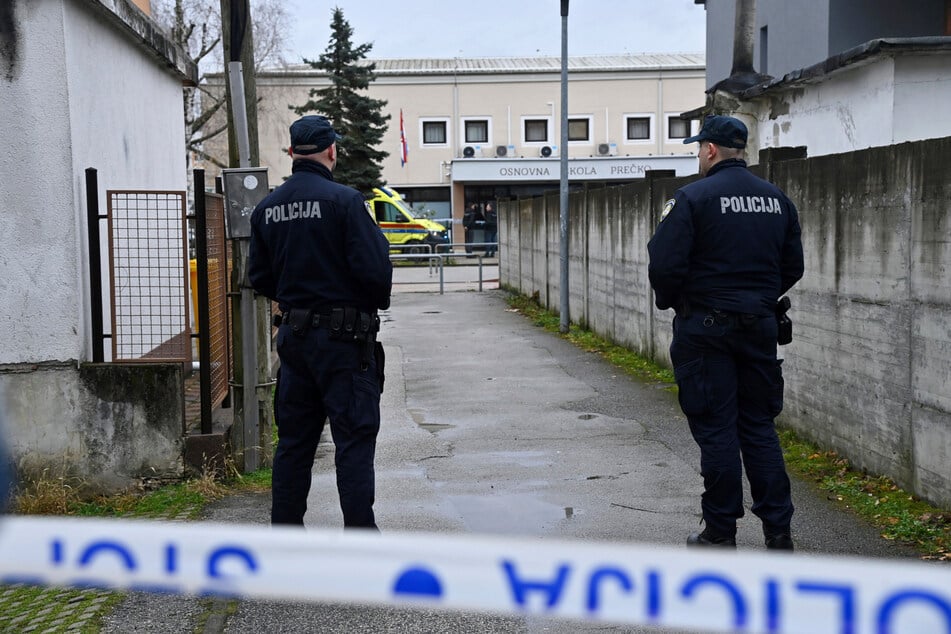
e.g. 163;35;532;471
285;0;707;62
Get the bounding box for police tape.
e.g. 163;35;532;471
1;516;950;633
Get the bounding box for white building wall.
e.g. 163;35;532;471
744;52;951;161
0;0;187;366
892;54;951;145
752;61;897;158
63;0;188;363
0;0;77;365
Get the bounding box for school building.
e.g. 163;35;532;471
227;53;706;236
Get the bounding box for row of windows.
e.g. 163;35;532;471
418;115;693;147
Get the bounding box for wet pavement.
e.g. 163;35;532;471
30;285;928;632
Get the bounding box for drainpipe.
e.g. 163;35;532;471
732;0;757;77
712;0;771;94
705;0;772;163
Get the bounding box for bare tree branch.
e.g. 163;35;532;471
152;0;289;168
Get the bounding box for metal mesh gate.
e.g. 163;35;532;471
202;192;232;406
107;190;191;363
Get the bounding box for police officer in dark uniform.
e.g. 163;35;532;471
647;115;804;550
248;115;393;529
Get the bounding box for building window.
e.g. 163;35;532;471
421;119;449;146
567;117;591;142
464;119;489;144
624;115;653;142
667;116;691;140
523;119;549;143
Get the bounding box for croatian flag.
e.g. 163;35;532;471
399;109;408;167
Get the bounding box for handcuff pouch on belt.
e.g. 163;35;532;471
327;307;378;343
327;307;381;374
285;308;314;337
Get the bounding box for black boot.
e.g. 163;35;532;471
686;529;736;548
765;532;794;551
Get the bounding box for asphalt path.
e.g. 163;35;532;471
101;287;922;633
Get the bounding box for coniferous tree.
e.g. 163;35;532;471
292;7;390;193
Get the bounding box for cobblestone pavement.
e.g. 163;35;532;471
0;584;118;633
0;506;198;633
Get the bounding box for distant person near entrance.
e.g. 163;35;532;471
248;115;393;529
462;203;484;255
483;201;498;257
647;115;804;551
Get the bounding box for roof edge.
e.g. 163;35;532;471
81;0;198;86
738;36;951;98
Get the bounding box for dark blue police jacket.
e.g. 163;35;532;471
647;159;804;316
248;160;393;312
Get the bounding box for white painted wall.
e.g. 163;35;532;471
0;0;187;365
0;1;76;364
892;54;951;145
752;61;897;158
748;53;951;160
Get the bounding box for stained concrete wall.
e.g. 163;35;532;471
2;363;184;492
499;136;951;508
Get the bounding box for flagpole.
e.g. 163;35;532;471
399;108;408;167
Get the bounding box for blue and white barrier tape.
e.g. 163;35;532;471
1;516;950;633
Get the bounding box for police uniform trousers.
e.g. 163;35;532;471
669;310;793;539
272;323;381;528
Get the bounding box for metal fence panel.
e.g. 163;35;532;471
107;191;191;363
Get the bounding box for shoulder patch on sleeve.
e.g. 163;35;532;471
660;198;676;222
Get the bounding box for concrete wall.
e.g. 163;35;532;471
3;363;184;492
499;136;951;508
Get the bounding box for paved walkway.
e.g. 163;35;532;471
14;285;926;632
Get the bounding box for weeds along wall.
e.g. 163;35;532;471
498;137;951;509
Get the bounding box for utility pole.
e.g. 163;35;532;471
559;0;570;333
220;0;273;472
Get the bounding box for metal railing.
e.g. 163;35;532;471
389;245;498;294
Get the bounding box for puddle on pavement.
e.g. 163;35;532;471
449;493;572;533
410;409;454;434
487;450;551;467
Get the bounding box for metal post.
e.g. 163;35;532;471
478;255;484;292
193;170;213;435
85;168;104;363
228;60;259;471
558;0;570;333
439;255;445;295
228;62;252;169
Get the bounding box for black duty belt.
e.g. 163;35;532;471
276;307;379;340
272;311;334;328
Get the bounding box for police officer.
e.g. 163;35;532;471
248;115;393;529
647;115;804;550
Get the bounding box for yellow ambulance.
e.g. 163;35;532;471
366;187;448;253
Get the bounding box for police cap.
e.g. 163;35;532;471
683;115;748;149
290;115;343;155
